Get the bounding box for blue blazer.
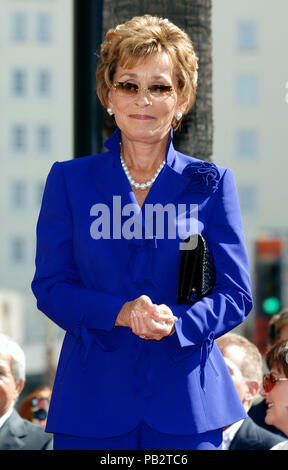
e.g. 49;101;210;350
31;128;253;438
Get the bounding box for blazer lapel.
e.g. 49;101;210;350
144;162;190;209
97;128;191;211
92;128;139;212
0;409;26;450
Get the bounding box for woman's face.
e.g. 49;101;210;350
261;366;288;434
107;52;187;145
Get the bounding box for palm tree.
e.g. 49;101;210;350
101;0;213;161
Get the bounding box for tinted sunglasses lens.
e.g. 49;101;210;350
149;85;173;95
263;374;275;392
116;82;138;95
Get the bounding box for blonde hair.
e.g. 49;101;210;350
216;333;263;383
0;333;25;384
96;15;199;130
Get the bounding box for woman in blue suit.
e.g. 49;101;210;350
31;15;253;450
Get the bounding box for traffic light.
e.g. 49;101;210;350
253;238;283;354
256;258;281;317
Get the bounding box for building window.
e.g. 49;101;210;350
36;126;52;153
11;69;27;97
236;21;258;51
11;125;27;154
11;12;27;41
235;129;259;160
238;185;258;214
36;69;52;97
36;181;45;206
36;13;52;42
10;237;26;264
0;301;12;338
10;181;27;209
236;75;259;105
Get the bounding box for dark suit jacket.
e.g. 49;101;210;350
229;417;286;450
0;409;53;450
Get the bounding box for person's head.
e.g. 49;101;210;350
18;386;51;428
0;333;25;417
217;333;263;412
96;15;198;141
261;339;288;435
267;308;288;349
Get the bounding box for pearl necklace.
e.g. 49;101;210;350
120;152;165;190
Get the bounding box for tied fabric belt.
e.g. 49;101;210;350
78;318;215;394
199;331;215;389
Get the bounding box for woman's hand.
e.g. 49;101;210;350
116;295;178;341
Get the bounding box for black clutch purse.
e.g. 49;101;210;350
177;234;216;304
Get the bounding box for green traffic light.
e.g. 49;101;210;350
262;297;281;315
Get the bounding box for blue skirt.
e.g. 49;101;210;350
53;420;222;450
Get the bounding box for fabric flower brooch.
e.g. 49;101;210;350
182;161;220;194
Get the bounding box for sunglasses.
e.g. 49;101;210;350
112;81;175;99
262;373;288;392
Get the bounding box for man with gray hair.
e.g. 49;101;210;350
0;333;52;450
216;332;285;450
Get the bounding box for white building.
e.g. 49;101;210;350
0;0;73;381
212;0;288;337
0;290;23;343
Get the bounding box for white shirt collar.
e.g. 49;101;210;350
222;419;245;450
0;407;14;430
270;440;288;450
